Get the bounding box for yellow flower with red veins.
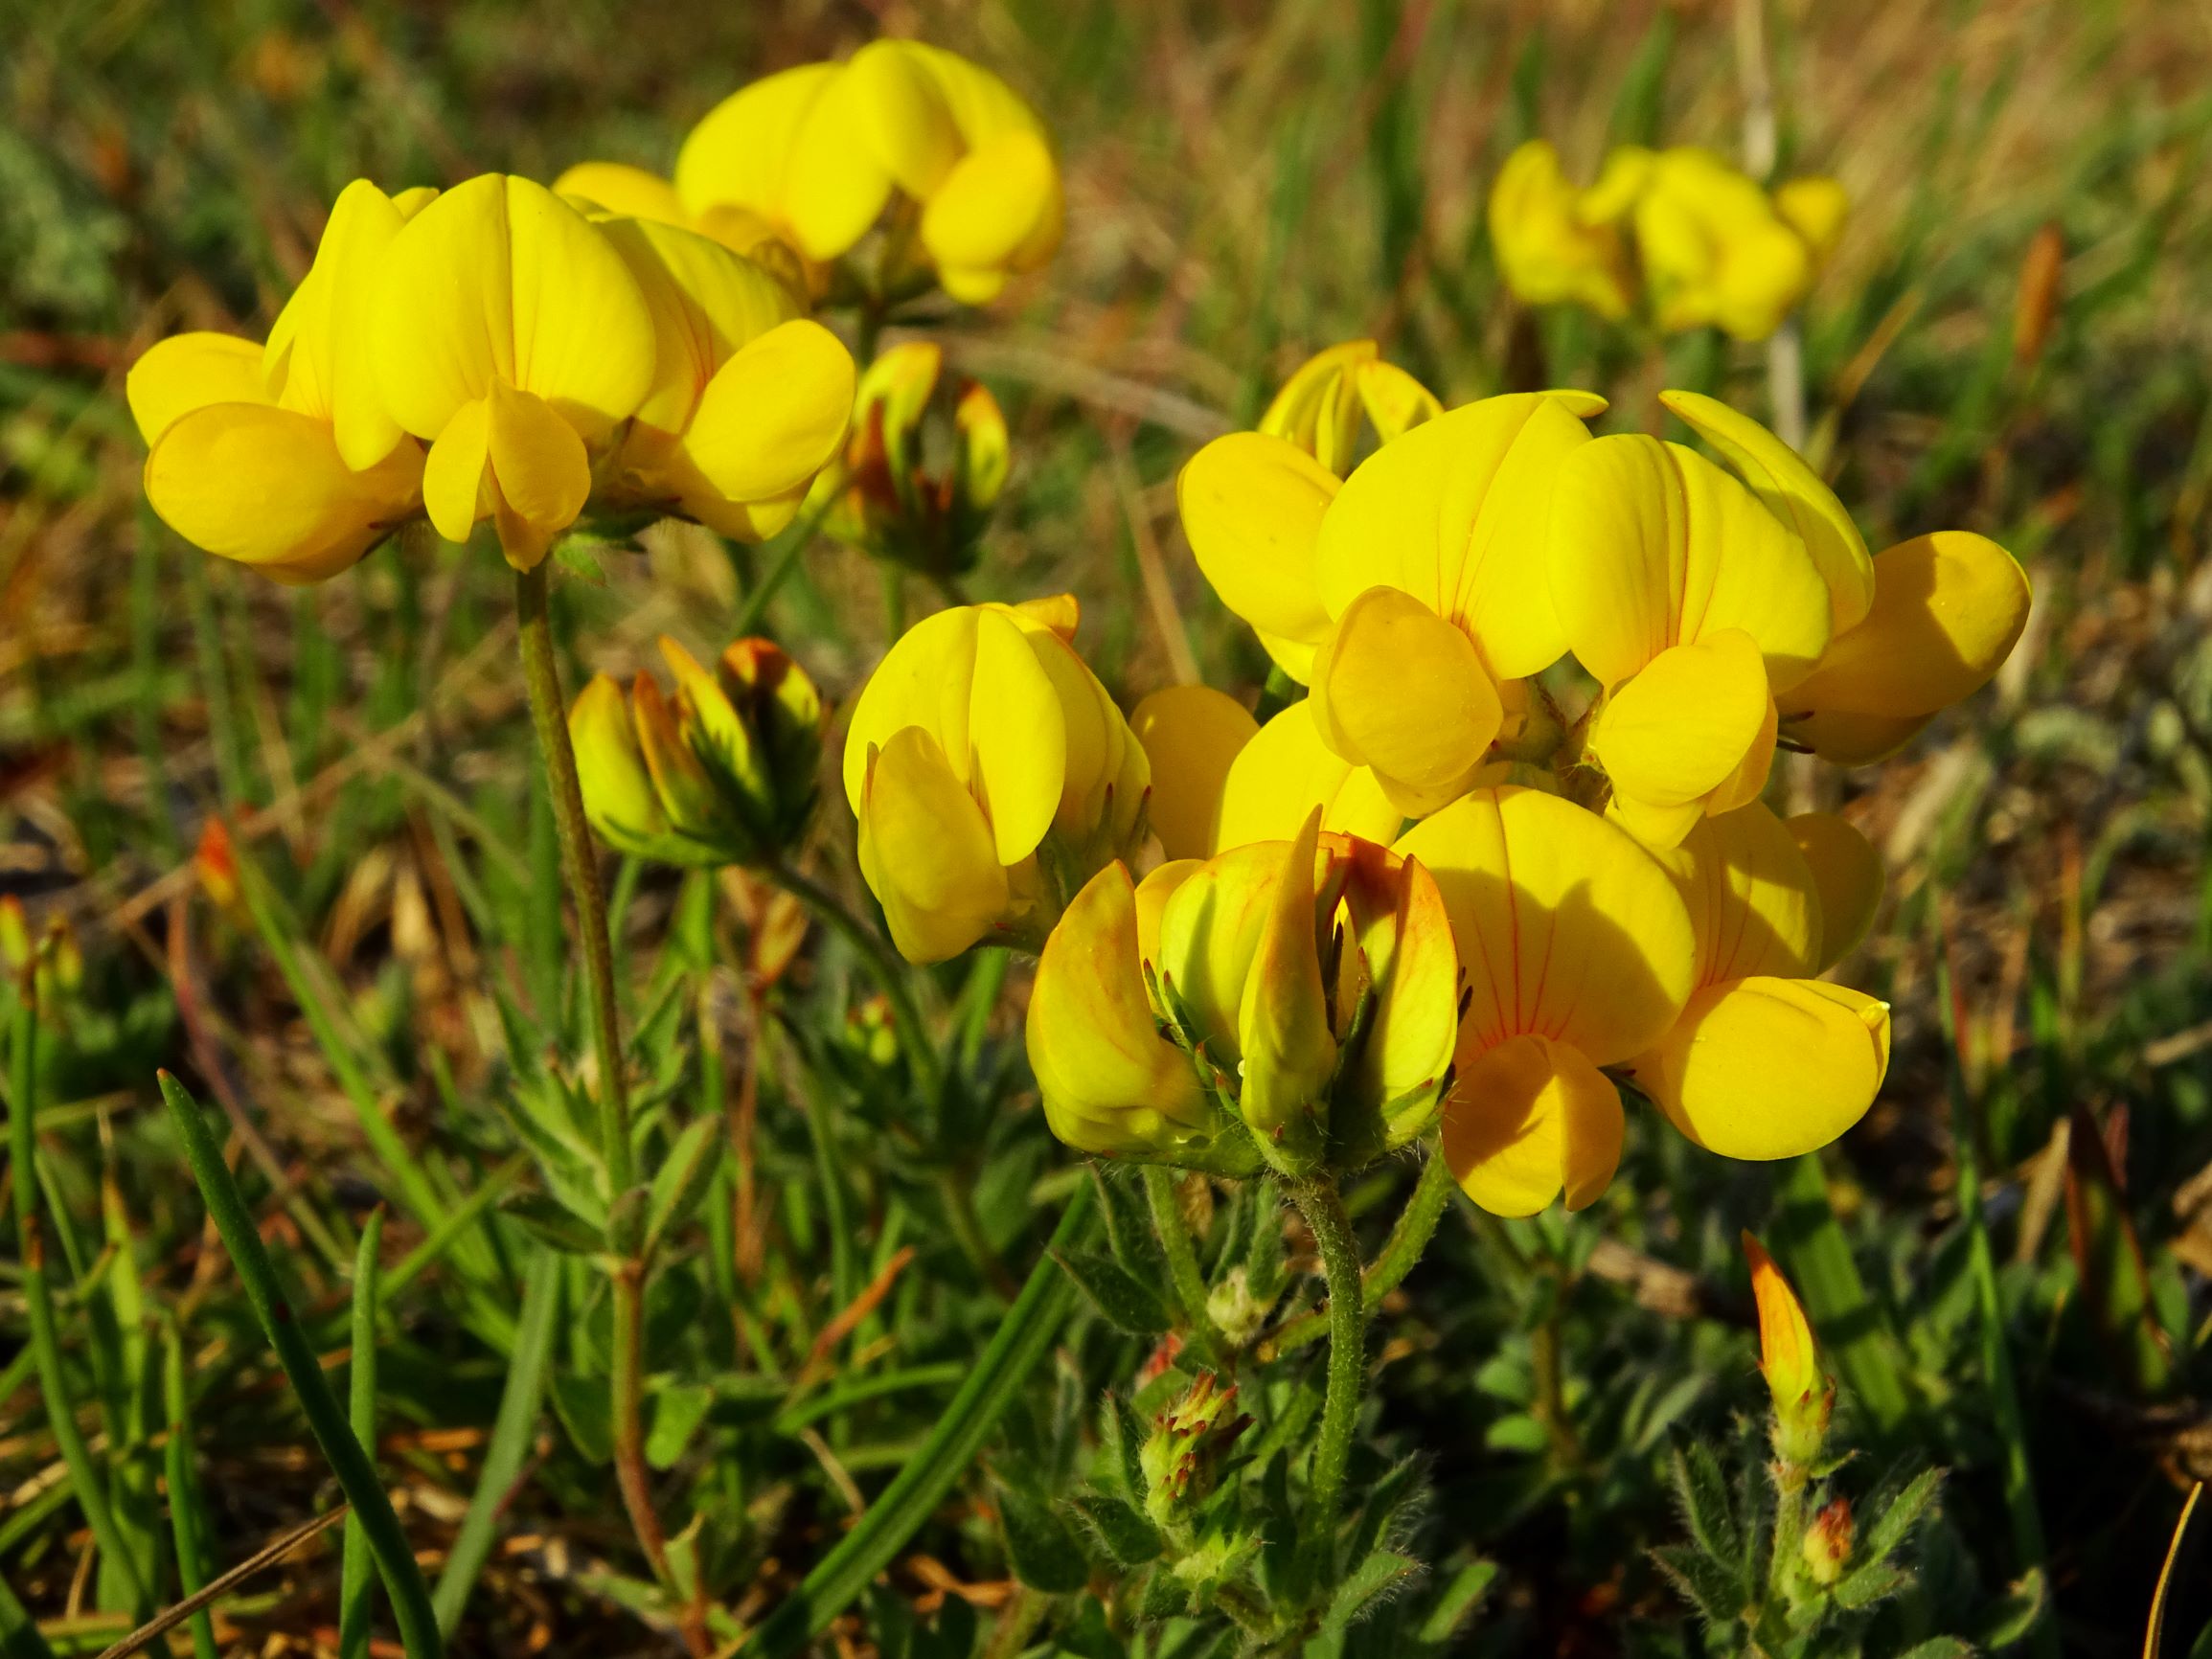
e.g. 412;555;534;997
843;598;1147;964
1397;785;1696;1216
1625;804;1891;1160
1026;809;1460;1176
372;173;659;571
674;41;1061;305
1257;341;1443;478
1182;392;1604;815
129;179;434;583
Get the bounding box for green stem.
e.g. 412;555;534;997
156;1072;441;1659
1287;1174;1365;1597
160;1324;219;1659
1933;939;2059;1659
1265;1148;1452;1359
10;976;149;1615
1143;1168;1222;1362
732;497;833;639
770;861;941;1100
339;1211;384;1659
741;1182;1095;1655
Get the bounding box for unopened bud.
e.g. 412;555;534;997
194;819;240;911
1204;1265;1276;1350
1744;1231;1833;1469
1138;1372;1250;1528
1802;1496;1854;1587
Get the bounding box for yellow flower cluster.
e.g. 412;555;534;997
843;344;2028;1209
1490;141;1849;341
557;39;1062;305
129;174;855;580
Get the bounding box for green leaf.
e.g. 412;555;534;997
1973;1566;2047;1653
1653;1543;1746;1625
647;1381;715;1469
1671;1443;1741;1562
643;1115;724;1261
1892;1639;1973;1659
1136;1565;1191;1622
550;1371;613;1465
996;1484;1088;1594
1323;1550;1420;1635
1093;1166;1168;1283
1483;1414;1549;1455
1860;1467;1946;1567
1053;1247;1171;1335
1415;1560;1498;1647
1833;1563;1910;1611
1103;1392;1149;1501
1072;1492;1164;1566
501;1192;605;1256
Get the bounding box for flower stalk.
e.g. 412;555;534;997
1286;1173;1365;1596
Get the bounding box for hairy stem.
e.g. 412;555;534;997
1287;1174;1365;1597
1143;1167;1222;1362
1263;1148;1452;1359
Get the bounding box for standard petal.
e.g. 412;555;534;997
1028;863;1215;1157
782;66;898;260
1661;803;1821;986
683;318;855;503
145;403;422;583
1130;685;1259;861
554;161;689;226
1658;388;1874;634
1309;585;1503;816
1788;812;1885;971
1548;434;1832;690
598;216;801;433
921;129;1058;276
1443;1033;1624;1216
675;62;843;220
1589;630;1771;811
1781;531;2031;719
1630;977;1889;1159
1396;785;1696;1065
1176;432;1338;661
126;333;269;445
1216;701;1403;851
857;726;1012;964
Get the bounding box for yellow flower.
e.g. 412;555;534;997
674;42;1061;305
1129;685;1259;862
373;173;659;571
812;341;1010;576
1397;785;1697;1216
129;179;433;583
1547;418;1837;848
1215;702;1403;853
1743;1230;1832;1462
1257;340;1443;478
1620;147;1846;342
1181;392;1604;812
570;636;823;868
553;161;812;297
1488;141;1634;319
842;598;1147;963
1787;811;1884;969
588;214;855;541
1026;809;1459;1176
1624;805;1891;1160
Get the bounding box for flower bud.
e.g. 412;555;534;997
1744;1231;1833;1469
1204;1265;1278;1350
194;818;241;911
1258;340;1442;478
0;899;81;1018
571;635;823;869
1138;1372;1250;1529
818;341;1009;578
1802;1497;1855;1588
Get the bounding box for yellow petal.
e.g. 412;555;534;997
485;379;591;570
1488;141;1633;320
1396;785;1696;1065
571;674;671;851
554;161;688;226
375;173;654;443
1130;685;1259;861
599;216;801;434
781;66;897;261
857;726;1012;964
1260;342;1376;466
1314;393;1598;680
1744;1232;1822;1412
1660;803;1821;986
421;396;491;544
1176;432;1338;664
1781;531;2031;719
145;403;422;584
1355;359;1443;446
841;605;1066;867
675;62;843;222
323;181;423;472
1216;701;1403;851
1773;175;1849;265
846;41;963;196
126;333;270;445
1589;630;1770;813
1549;433;1832;690
922;129;1059;279
1309;586;1502;816
1027;863;1215;1158
1237;810;1337;1159
1658;388;1874;634
1787;812;1884;972
1156;839;1293;1067
1783;708;1934;768
1443;1033;1623;1216
684;318;855;503
1337;841;1460;1140
1014;620;1148;848
1630;977;1889;1159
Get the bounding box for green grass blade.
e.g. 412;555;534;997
432;1247;562;1639
160;1323;220;1659
156;1071;444;1659
1768;1152;1911;1433
0;1572;56;1659
339;1210;384;1659
742;1180;1094;1656
10;978;149;1616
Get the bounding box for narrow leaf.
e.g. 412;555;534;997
1053;1247;1171;1335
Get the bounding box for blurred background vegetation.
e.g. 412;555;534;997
5;0;2212;1653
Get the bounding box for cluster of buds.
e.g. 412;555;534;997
0;898;81;1019
1025;807;1460;1179
813;341;1009;580
570;636;824;870
1137;1371;1251;1530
